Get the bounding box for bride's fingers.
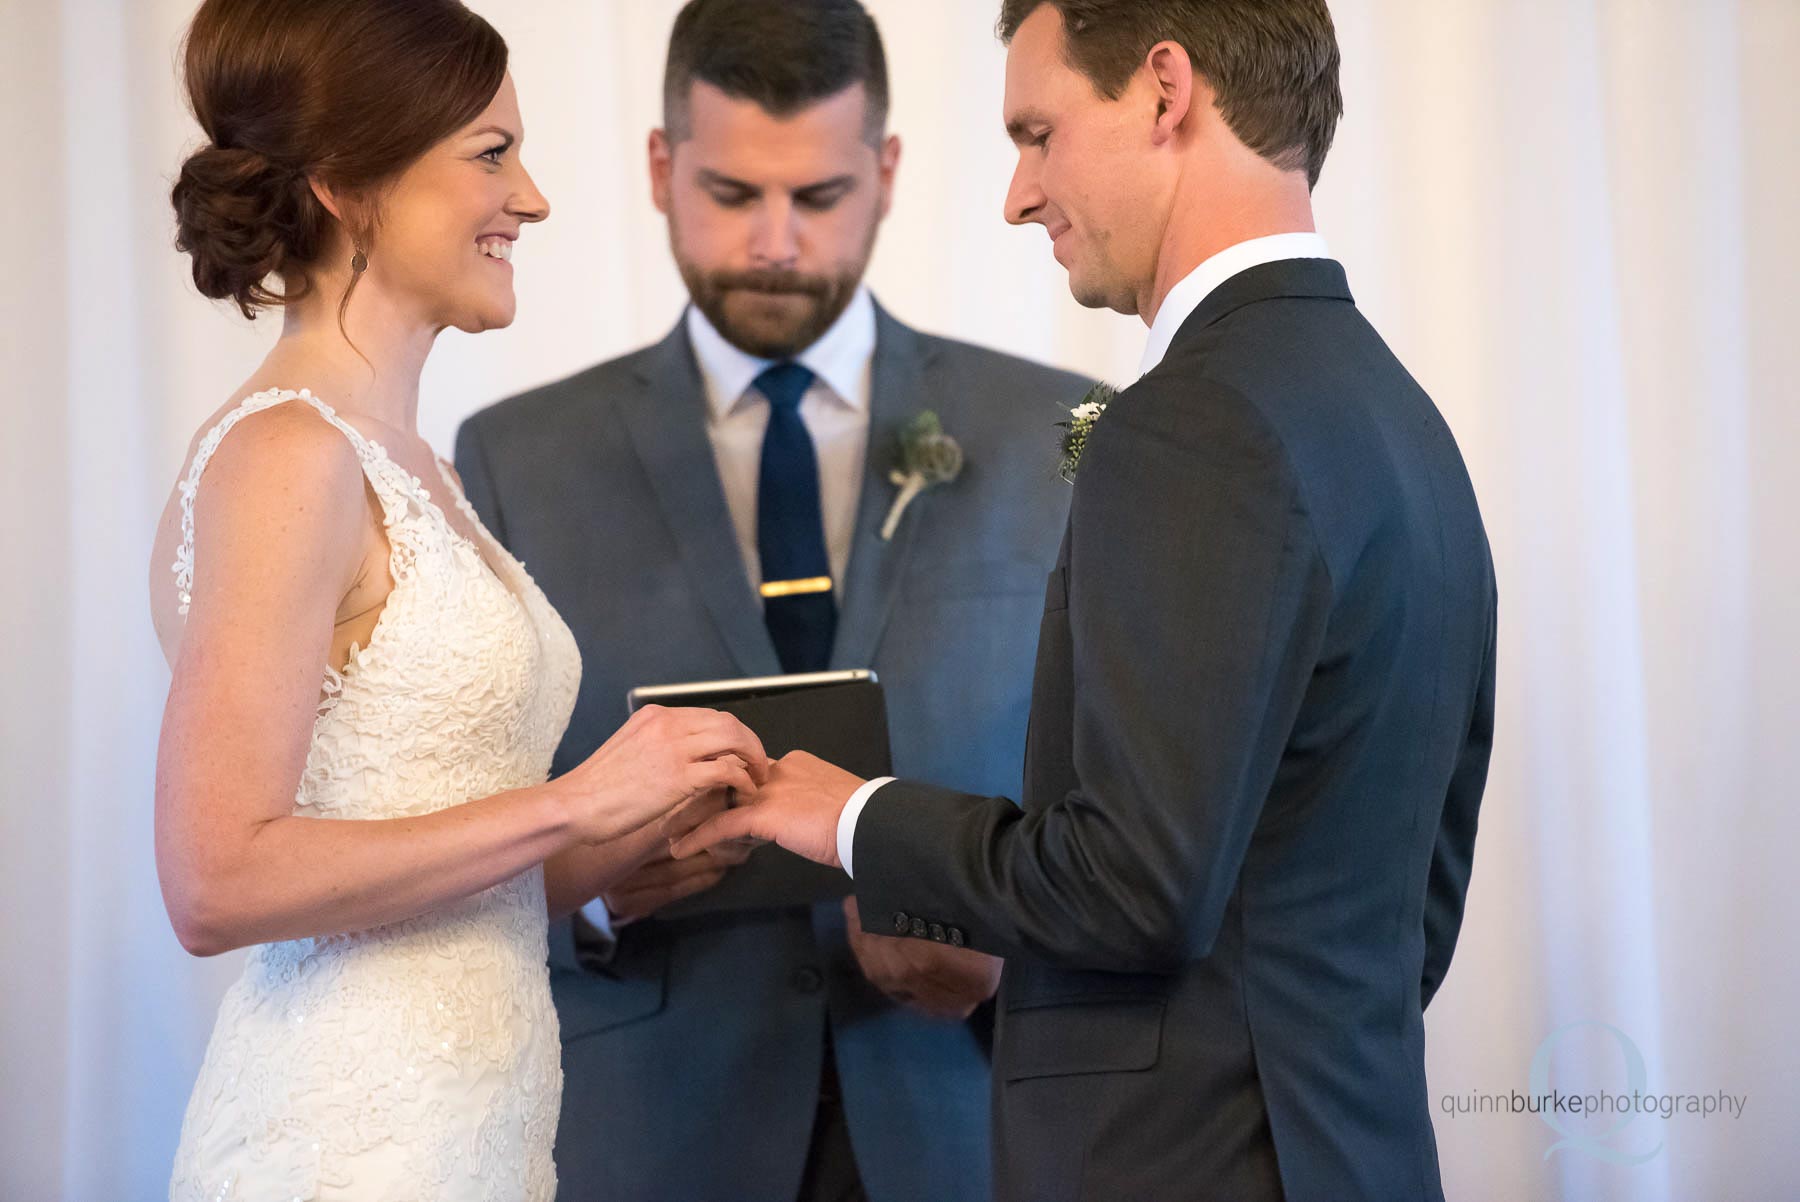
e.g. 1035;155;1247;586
621;850;724;892
608;864;728;917
688;756;757;799
670;808;760;859
678;714;768;773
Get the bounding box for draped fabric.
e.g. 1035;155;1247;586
3;1;1793;1198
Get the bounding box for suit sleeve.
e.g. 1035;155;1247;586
851;382;1334;972
1420;576;1496;1008
452;416;508;549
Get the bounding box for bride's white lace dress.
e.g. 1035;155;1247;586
167;389;581;1202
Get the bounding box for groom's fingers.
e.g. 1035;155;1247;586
704;837;759;866
669;807;761;859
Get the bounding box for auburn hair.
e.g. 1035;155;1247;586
171;0;508;318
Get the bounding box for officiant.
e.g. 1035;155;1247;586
453;1;1088;1198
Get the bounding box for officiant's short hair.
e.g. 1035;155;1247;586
663;0;890;145
998;0;1342;189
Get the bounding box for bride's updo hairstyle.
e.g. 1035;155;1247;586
171;0;507;319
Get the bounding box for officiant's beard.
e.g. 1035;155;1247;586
679;263;862;359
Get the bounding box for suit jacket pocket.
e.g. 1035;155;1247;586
1001;997;1166;1081
1002;957;1173;1010
550;930;669;1042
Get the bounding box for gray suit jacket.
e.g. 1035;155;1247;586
455;302;1086;1202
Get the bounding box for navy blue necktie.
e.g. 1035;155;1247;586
754;362;837;673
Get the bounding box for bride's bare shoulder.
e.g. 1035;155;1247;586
175;390;367;514
148;390;371;656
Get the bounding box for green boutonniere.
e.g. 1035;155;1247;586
882;410;964;540
1058;382;1118;482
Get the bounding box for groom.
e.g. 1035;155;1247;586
676;3;1498;1201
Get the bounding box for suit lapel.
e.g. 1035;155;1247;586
831;305;933;671
619;320;782;678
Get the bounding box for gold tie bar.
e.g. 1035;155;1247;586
759;576;834;599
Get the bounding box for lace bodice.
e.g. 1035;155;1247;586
168;389;581;1202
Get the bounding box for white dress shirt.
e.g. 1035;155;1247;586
1137;231;1332;377
688;285;877;592
582;288;879;933
834;234;1335;879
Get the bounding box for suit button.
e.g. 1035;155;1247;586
910;917;927;938
790;966;823;994
929;923;947;943
892;911;910;934
948;928;965;948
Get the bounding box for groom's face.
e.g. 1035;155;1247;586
651;81;901;358
1002;6;1166;316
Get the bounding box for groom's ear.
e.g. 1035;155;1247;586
648;128;674;215
1145;40;1197;147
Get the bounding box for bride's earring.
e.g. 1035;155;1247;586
351;245;368;274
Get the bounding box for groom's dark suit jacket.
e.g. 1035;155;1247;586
456;303;1084;1202
852;260;1497;1202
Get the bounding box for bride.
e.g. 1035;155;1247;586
149;2;764;1198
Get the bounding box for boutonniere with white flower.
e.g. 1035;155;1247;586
881;410;964;540
1058;382;1119;482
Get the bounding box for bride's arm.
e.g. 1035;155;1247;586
156;409;763;956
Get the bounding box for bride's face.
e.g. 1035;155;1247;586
361;74;551;334
651;80;900;359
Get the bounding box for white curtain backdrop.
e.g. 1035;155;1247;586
4;1;1795;1198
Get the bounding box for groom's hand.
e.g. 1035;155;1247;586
669;750;863;870
841;896;1002;1021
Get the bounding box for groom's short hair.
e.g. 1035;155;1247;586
664;0;890;145
998;0;1342;189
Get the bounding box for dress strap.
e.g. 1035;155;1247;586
429;455;483;527
172;388;381;617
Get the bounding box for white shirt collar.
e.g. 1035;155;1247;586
686;285;877;419
1138;232;1333;376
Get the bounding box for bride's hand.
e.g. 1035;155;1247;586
554;705;769;845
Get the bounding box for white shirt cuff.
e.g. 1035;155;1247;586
837;777;895;879
578;896;619;940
